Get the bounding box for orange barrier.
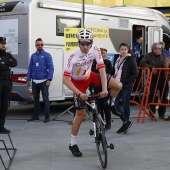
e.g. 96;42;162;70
129;67;151;123
138;68;170;123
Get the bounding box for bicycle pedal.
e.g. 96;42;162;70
107;143;114;150
89;129;94;135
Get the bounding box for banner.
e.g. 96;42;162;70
64;27;109;52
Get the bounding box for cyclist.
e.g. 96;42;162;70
63;28;122;157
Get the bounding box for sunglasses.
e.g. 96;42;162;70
79;41;91;46
155;47;162;50
36;44;44;46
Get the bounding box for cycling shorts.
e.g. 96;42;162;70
71;71;112;110
71;71;100;93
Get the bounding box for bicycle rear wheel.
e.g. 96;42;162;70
95;114;107;169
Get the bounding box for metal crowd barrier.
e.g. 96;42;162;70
0;133;17;170
128;67;151;123
139;68;170;122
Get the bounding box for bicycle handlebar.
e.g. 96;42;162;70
88;93;100;99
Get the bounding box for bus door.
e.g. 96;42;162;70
132;25;146;53
147;27;163;52
132;25;146;93
42;46;64;101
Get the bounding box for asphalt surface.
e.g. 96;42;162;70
1;102;170;170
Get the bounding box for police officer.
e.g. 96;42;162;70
0;37;17;133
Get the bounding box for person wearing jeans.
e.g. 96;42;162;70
27;38;54;123
32;81;50;119
114;43;138;134
115;87;133;122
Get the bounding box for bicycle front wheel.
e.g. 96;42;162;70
95;114;107;169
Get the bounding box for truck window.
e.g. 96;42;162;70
56;17;81;36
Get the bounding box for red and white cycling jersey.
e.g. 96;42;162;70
64;45;105;80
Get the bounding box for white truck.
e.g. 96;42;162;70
0;0;170;102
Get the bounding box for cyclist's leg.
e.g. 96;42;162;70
69;80;87;156
69;78;91;156
71;109;86;137
90;71;122;97
90;72;122;116
69;96;86;157
108;77;122;98
71;80;87;138
104;76;122;116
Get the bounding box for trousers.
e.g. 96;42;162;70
0;79;12;120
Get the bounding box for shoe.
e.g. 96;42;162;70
69;144;82;157
117;124;125;133
159;115;165;120
108;105;121;117
105;123;111;131
164;116;170;121
27;116;39;122
124;121;133;134
44;118;49;123
0;127;11;134
0;120;11;134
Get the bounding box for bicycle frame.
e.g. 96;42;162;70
88;94;108;169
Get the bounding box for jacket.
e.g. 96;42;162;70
113;56;138;88
0;50;17;77
139;51;167;82
26;50;54;81
92;59;112;75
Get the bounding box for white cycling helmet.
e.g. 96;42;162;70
77;28;93;40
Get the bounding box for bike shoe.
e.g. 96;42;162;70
69;144;82;157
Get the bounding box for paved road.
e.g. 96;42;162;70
1;102;170;170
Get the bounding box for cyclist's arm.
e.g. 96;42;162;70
63;75;80;95
63;52;81;94
63;75;88;100
93;46;107;96
98;68;108;97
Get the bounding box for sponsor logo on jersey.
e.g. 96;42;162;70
67;54;75;68
94;46;102;59
76;58;94;67
78;58;85;61
79;55;84;58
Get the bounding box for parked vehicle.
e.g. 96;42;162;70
0;0;170;102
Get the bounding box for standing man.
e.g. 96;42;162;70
0;37;17;133
63;29;122;157
27;38;54;123
132;34;143;66
139;42;169;119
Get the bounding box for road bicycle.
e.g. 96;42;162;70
86;94;114;169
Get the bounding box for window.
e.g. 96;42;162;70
56;17;81;36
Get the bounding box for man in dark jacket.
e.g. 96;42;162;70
27;38;54;123
139;42;168;119
0;37;17;133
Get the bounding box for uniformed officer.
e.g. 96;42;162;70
0;37;17;133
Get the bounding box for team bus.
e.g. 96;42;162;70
0;0;170;102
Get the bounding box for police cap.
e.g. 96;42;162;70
0;37;6;44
